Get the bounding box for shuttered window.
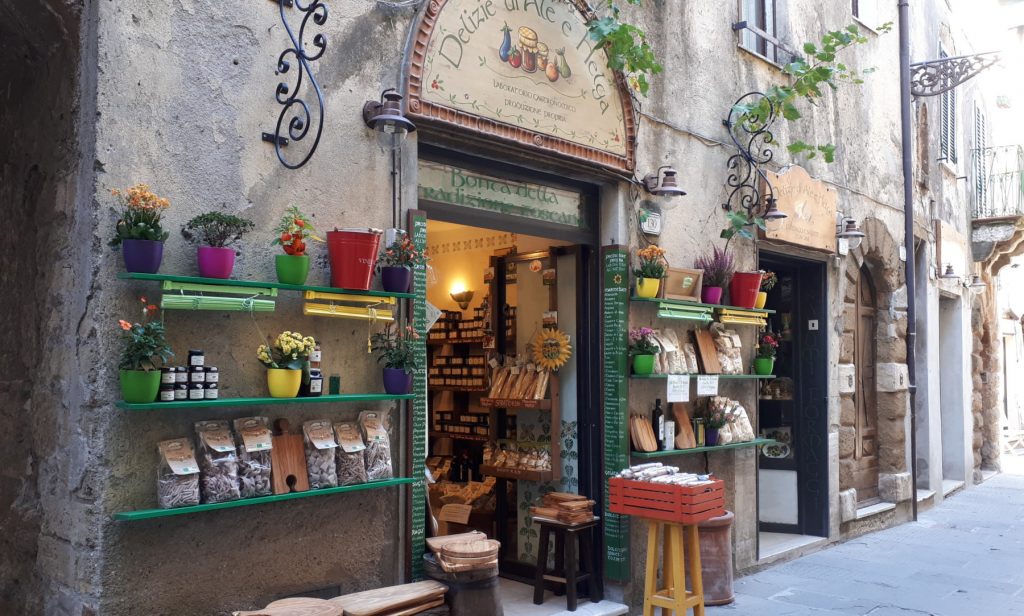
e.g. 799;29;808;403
975;106;988;212
740;0;778;63
939;47;958;165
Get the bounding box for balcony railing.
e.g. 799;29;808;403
972;145;1024;220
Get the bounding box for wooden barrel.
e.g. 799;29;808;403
697;510;735;605
423;554;503;616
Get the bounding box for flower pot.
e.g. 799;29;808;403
381;266;412;293
753;357;775;376
636;277;661;298
729;272;762;309
705;428;720;446
632;354;656;375
197;246;236;279
275;254;310;285
701;286;724;304
754;291;768;309
383;367;413;395
267;368;302;398
121;239;164;274
119;369;161;403
327;228;381;290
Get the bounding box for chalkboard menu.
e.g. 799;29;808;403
410;211;429;579
602;245;630;580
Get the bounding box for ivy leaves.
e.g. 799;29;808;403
587;0;662;96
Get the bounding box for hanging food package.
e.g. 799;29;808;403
232;416;273;498
156;438;200;509
359;410;394;481
303;419;338;489
194;420;241;504
333;421;368;486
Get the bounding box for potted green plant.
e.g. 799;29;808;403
181;212;255;279
694;246;734;304
108;184;171;273
377;235;426;293
118;298;173;403
697;403;728;446
271;206;320;285
634;245;668;298
754;331;779;376
757;270;778;309
371;323;420;394
629;327;660;375
257;331;316;398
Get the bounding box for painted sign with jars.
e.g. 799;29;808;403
407;0;636;172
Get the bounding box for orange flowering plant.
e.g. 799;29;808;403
378;236;427;268
634;245;668;279
109;183;171;247
370;323;421;373
272;206;321;256
118;297;173;371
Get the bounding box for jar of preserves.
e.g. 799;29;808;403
188;349;205;367
190;366;206;383
204;383;219;400
174;383;188;400
205;366;219;383
159;384;176;402
188;383;205;401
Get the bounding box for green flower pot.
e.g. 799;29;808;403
119;369;161;403
633;354;656;375
275;254;310;286
753;357;775;376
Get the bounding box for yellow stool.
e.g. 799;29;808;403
642;519;705;616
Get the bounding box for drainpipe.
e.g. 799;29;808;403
898;0;919;522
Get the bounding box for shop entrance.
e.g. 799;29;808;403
756;251;829;557
417;152;601;585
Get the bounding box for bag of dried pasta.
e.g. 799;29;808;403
333;421;368;486
303;419;338;489
232;416;273;498
156;438;200;509
359;410;394;481
194;420;241;503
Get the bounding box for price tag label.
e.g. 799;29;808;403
697;375;719;397
666;374;689;402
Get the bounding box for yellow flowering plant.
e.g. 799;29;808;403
257;331;317;370
109;183;171;246
634;245;668;279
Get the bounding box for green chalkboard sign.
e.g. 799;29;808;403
409;211;429;580
602;245;630;581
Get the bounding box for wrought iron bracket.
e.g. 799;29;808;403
910;51;999;97
721;92;776;221
263;0;327;170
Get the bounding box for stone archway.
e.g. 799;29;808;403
839;218;912;519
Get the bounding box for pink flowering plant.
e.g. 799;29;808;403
757;331;780;359
697;403;728;430
628;327;659;357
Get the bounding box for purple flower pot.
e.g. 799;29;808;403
701;286;723;304
122;239;164;274
383;367;413;395
197;246;236;279
380;266;412;293
706;428;720;446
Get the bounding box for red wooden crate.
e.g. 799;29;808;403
608;477;725;524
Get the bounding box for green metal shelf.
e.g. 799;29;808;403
113;477;415;521
631;296;776;315
630;438;777;459
117;393;414;411
630;374;776;380
117;272;416;300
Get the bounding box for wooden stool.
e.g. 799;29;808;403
532;518;602;611
642;520;704;616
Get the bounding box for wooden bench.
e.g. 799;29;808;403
234;580;449;616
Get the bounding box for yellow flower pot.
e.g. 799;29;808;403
755;291;768;309
267;368;302;398
636;277;661;298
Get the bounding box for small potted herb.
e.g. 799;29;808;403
271;206;320;285
109;184;171;273
634;245;668;298
257;331;317;398
757;270;778;309
697;404;728;446
629;327;660;375
118;298;173;403
371;323;420;394
694;246;735;305
377;235;426;293
181;212;255;279
754;331;779;376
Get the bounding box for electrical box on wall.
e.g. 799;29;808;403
639;208;662;236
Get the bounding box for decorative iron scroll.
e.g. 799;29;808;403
910;52;999;98
722;91;777;219
262;0;328;170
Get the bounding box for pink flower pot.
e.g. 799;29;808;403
701;286;723;304
197;246;236;279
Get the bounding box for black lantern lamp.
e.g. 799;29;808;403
939;264;959;279
363;88;416;151
836;217;865;250
642;166;688;199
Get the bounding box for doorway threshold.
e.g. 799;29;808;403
501;579;627;616
942;479;965;496
758;532;827;563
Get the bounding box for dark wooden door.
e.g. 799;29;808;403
853;266;879;502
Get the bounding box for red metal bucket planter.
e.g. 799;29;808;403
327;228;381;290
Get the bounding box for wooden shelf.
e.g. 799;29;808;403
428;386;490;392
113;477;415;521
480;398;552;410
117;393;414;411
630;438;778;459
427;337;487;345
430;431;490;442
630;374;775;380
479;464;553;482
117;272;415;299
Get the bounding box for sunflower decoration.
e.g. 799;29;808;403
531;328;572;371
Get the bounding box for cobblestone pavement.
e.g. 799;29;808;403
713;471;1024;615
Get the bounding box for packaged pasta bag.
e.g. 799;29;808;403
333;421;368;486
303;419;338;489
156;438;200;509
194;420;241;503
232;416;273;498
359;410;394;481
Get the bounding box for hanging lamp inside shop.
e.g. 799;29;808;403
363;88;416;151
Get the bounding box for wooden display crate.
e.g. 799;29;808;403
608;477;725;524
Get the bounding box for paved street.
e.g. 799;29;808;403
715;470;1024;615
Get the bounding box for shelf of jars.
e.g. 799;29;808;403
117;393;415;411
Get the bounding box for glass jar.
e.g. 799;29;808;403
188;349;205;367
159;384;175;402
204;383;218;400
174;383;188;400
175;367;188;384
190;366;206;383
161;367;176;385
188;383;205;401
205;366;219;383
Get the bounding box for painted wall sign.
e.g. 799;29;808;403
418;159;587;228
762;166;838;253
407;0;636;172
602;245;630;580
409;210;429;580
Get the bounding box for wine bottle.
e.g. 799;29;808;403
652;398;665;450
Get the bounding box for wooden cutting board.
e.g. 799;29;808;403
388;598;446;616
630;415;658;452
330;581;447;616
271;419;310;494
426;531;488;554
439;558;498;573
441;539;500;559
234;597;343;616
544;491;587;503
672;403;697;449
693;330;721;374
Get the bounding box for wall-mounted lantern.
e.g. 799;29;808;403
966;274;986;294
642;166;687;199
939;264;959;279
363;89;416;151
836;217;865;250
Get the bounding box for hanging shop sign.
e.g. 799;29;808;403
418;160;587;229
762;166;838;253
407;0;636;173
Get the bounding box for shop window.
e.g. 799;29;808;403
939;46;958;166
852;266;879;503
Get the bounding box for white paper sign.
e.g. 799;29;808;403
425;302;442;331
697;375;719;397
667;375;690;403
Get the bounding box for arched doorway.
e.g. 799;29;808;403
852;266;880;503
